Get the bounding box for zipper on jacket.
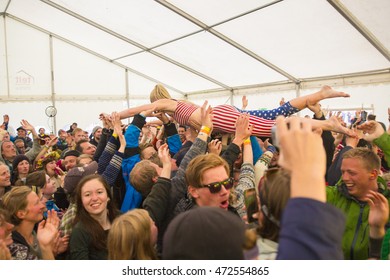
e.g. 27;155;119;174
350;203;365;259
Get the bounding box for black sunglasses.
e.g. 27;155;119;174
201;177;233;194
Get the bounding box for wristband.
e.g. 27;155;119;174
112;132;118;138
368;237;383;259
243;138;251;145
200;126;211;135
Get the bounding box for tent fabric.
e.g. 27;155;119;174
0;0;389;132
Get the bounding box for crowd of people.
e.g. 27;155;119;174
0;84;389;260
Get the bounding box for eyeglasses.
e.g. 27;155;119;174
201;177;233;194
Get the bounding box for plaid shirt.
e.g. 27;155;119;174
59;203;77;237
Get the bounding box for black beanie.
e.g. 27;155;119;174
63;149;81;159
163;207;245;260
12;154;30;171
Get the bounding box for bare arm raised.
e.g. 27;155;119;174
117;99;178;120
276;116;326;202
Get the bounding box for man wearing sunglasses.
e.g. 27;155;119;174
186;153;234;211
183;113;253;212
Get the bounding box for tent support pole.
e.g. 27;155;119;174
125;69;130;124
49;35;57;134
3;14;10;97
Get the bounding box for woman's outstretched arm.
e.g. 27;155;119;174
117;99;177;120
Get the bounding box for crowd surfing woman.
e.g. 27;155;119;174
69;174;120;260
105;84;352;137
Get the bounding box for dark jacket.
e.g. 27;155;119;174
9;231;41;260
277;198;345;260
69;222;108;260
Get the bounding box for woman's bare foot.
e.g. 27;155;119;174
304;86;350;110
319;85;350;99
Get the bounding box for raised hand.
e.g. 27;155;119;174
37;210;60;250
100;113;113;130
65;133;73;146
263;138;273;151
364;190;389;239
158;143;171;179
276;116;326;202
111;112;122;132
345;127;361;148
257;137;265;152
141;126;153;138
242;95;248;110
54;234;70;256
208;139;222;155
20;119;34;132
48;136;58;147
0;240;11;260
155;111;170;125
3;114;9;124
357;121;385;142
158;143;171;166
235;113;253;142
140;107;156;118
200;101;213;131
99;113;109;120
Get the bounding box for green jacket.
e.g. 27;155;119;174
374;132;390;259
374;132;390;164
326;176;390;260
381;228;390;260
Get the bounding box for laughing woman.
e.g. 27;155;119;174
2;186;60;260
69;174;120;260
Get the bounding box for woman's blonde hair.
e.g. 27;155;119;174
150;84;172;103
2;186;32;226
107;209;157;260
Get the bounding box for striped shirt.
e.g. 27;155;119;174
174;101;199;126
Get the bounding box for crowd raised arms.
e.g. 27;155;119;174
0;84;390;260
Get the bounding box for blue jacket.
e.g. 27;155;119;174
120;116;182;212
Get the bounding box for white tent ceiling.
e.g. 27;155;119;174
0;0;389;132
